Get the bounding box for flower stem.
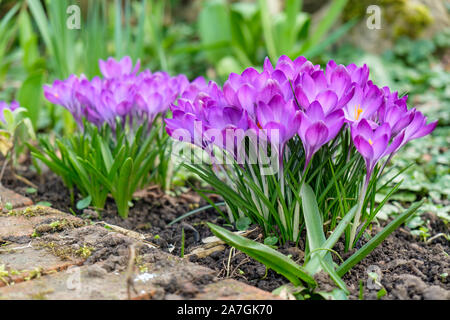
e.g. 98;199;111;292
0;154;9;186
349;173;371;248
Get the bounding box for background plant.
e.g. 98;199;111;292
29;56;193;217
29;119;166;218
0;101;35;183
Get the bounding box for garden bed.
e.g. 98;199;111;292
5;163;449;300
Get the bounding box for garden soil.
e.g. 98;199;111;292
4;164;449;300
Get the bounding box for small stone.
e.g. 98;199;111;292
423;286;450;300
179;282;199;296
82;209;99;220
86;264;107;278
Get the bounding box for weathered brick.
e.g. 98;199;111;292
0;206;84;239
194;279;280;300
0;265;131;300
0;186;33;210
0;244;83;287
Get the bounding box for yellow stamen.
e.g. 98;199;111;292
369;139;373;145
355;104;363;121
54;93;59;98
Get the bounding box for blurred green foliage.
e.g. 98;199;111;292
198;0;355;79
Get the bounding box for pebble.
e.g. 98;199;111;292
86;264;108;278
423;286;450;300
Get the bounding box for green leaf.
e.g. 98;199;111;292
27;0;54;57
36;201;52;207
377;288;387;299
76;195;92;210
300;184;328;260
198;0;232;63
300;0;348;52
168;202;226;227
264;236;278;246
305;205;357;273
115;157;133;218
207;223;316;286
301;18;357;58
2;109;14;129
236;216;251;231
316;288;348;300
319;259;349;295
17;71;44;128
25;188;37;194
337;200;424;276
258;0;278;61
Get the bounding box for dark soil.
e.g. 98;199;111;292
4;162;450;300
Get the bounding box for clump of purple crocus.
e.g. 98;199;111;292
166;55;437;174
165;55;437;245
44;56;195;132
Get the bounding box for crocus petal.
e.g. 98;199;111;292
237;84;256;115
294;86;310;109
329;65;350;99
263;57;274;73
354;135;374;162
307;101;325;122
356;119;373;140
411;120;438;140
315;90;338;114
305;121;328;148
371;134;389;160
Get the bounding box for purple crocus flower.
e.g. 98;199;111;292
44;75;84;125
204;106;250;160
297;101;345;169
223;68;268;118
294;66;354;111
378;99;414;137
180;77;208;100
326;60;370;89
342;83;383;123
100;78;137;118
99;56;140;79
381;86;408;108
165;111;206;146
135;72;177;122
349;118;405;246
44;56;193;133
0;100;20;123
351;119;404;177
273;55;320;81
377;88;413;137
395;110;437;151
255;95;301;150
